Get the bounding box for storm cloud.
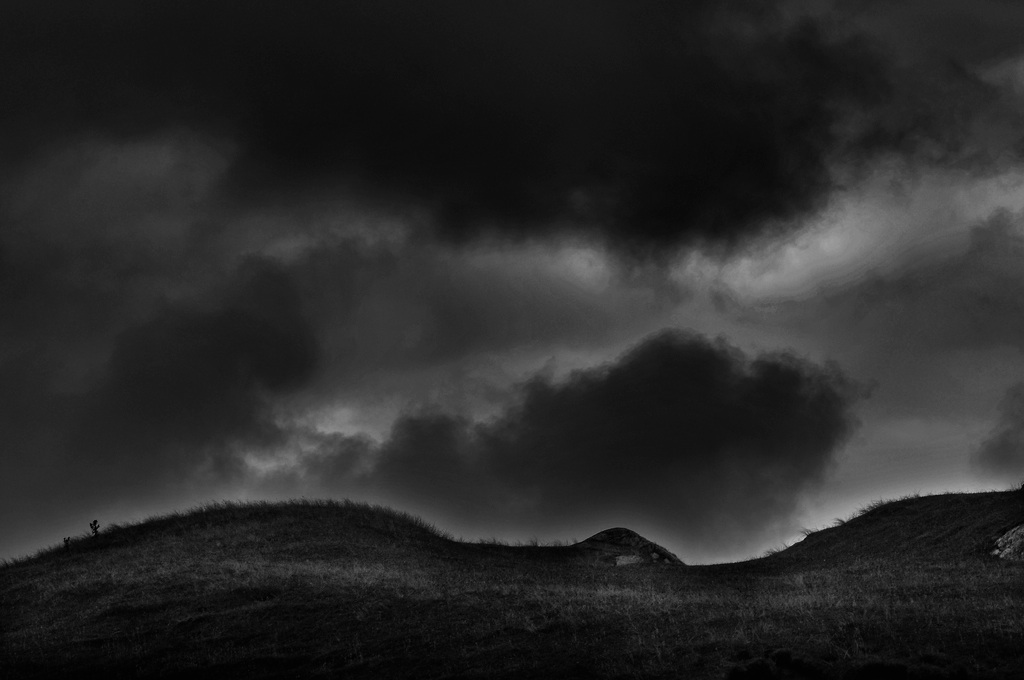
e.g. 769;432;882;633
974;382;1024;480
355;330;864;557
0;0;939;254
66;260;319;493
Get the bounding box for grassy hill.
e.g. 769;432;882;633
1;491;1022;679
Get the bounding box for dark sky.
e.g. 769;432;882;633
3;0;1024;563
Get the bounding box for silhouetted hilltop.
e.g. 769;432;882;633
575;527;684;566
2;490;1022;679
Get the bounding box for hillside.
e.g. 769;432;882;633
764;491;1023;567
1;491;1022;679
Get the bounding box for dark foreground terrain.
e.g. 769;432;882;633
2;490;1022;679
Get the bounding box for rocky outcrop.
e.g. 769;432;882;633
991;524;1024;560
574;527;684;566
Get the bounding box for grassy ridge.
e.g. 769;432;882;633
2;492;1022;679
769;491;1022;565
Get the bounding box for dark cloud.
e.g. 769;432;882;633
354;330;864;556
69;260;319;490
973;382;1024;481
0;0;912;254
293;242;671;404
845;0;1024;66
837;0;1024;173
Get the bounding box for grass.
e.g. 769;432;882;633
1;491;1022;679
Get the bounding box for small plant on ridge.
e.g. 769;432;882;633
90;520;100;537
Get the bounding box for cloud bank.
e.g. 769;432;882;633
303;330;865;557
70;260;319;489
0;0;948;254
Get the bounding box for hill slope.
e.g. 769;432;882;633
2;492;1022;679
767;490;1023;566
